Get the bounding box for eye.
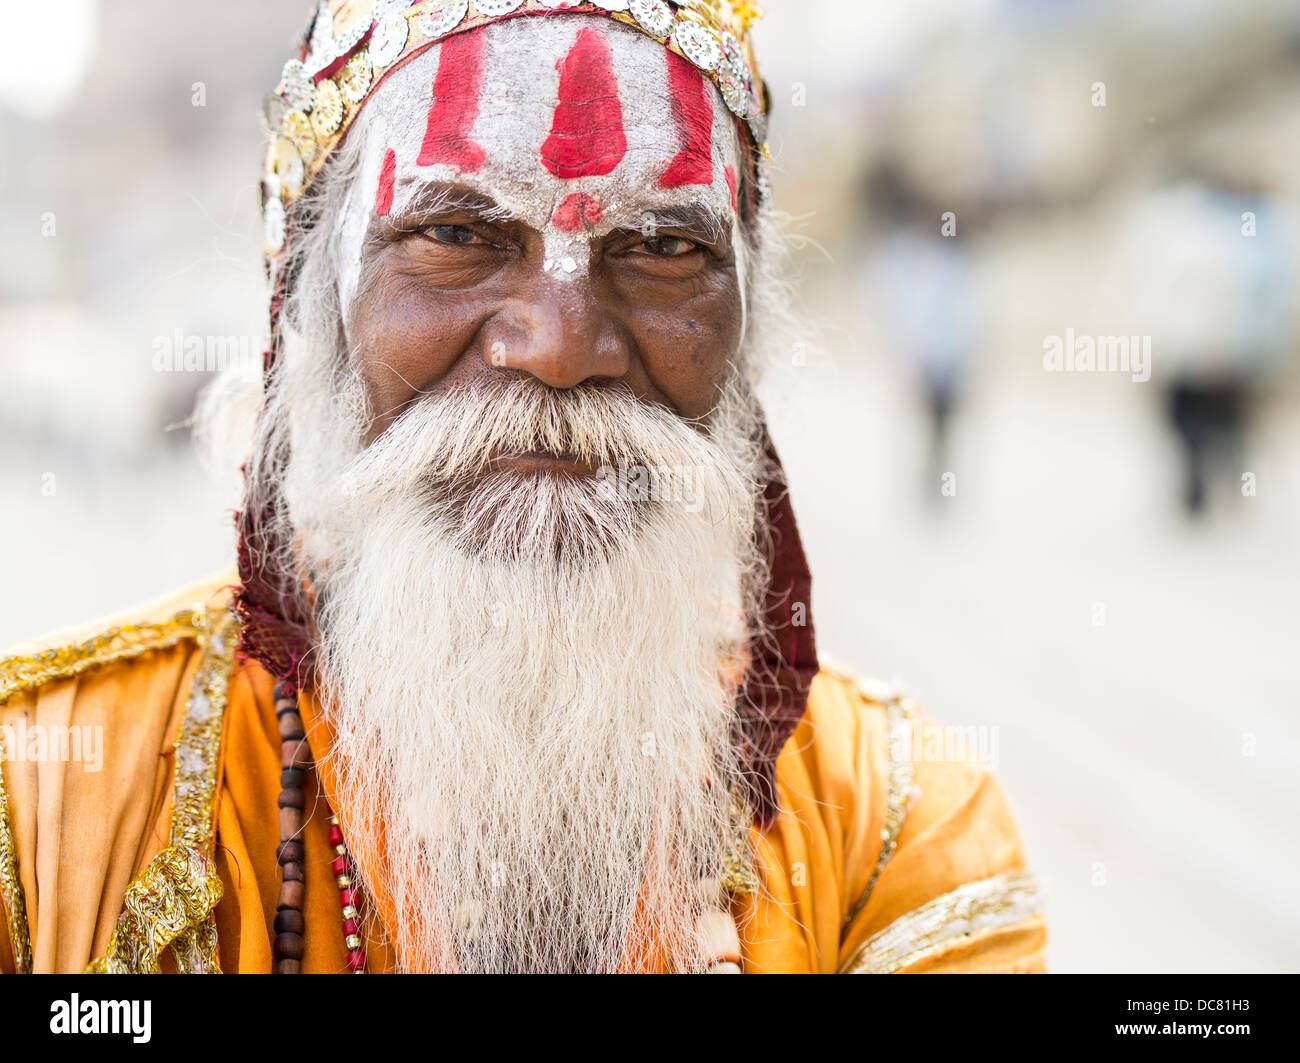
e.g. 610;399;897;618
632;234;699;258
425;224;487;246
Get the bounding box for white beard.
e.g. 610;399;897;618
293;372;766;972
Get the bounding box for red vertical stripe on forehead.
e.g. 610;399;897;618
417;31;487;174
660;51;714;188
375;148;397;216
540;28;627;179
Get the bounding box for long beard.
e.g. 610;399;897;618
296;373;766;973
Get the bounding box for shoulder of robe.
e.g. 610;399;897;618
772;662;1045;973
779;661;908;802
0;570;243;974
0;567;241;711
805;662;1047;974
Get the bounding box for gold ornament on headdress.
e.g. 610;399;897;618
732;2;764;30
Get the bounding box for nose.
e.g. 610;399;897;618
481;278;631;389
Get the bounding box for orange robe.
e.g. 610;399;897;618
0;572;1046;974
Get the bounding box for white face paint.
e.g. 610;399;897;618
334;15;746;318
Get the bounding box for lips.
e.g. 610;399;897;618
489;449;596;477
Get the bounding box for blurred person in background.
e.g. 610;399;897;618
1123;169;1295;517
0;0;1044;975
861;163;981;501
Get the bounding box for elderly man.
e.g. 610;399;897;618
0;0;1044;974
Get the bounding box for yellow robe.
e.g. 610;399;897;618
0;572;1046;974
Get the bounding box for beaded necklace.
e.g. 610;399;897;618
273;680;368;973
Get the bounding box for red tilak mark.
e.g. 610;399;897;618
660;51;714;188
375;148;397;216
552;191;603;233
417;31;487;174
724;165;738;212
540;28;627;179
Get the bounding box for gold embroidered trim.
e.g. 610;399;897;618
0;610;205;707
168;609;238;852
0;729;32;973
844;693;916;927
87;608;238;974
720;788;758;896
840;869;1044;974
85;846;225;974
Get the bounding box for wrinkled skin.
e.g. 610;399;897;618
336;16;749;449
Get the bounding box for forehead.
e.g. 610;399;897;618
354;15;744;234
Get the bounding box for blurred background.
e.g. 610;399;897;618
1;0;1297;971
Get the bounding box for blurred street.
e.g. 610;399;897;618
766;329;1300;973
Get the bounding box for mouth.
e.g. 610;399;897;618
488;449;597;478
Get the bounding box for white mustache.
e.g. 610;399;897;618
339;375;732;508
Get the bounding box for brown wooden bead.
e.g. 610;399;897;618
281;738;312;770
277;880;305;911
277;713;306;742
276;839;305;865
274;932;304;960
278;806;302;840
272;679;313;976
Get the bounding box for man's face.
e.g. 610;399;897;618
339;16;748;447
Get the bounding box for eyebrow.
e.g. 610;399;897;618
616;202;731;247
365;180;732;249
367;181;517;245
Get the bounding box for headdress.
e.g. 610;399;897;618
260;0;772;262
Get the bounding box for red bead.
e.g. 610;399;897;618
347;951;366;971
332;855;348;876
339;888;357;908
342;918;359;937
329;825;344;846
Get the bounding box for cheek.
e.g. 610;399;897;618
630;276;742;419
351;265;486;424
